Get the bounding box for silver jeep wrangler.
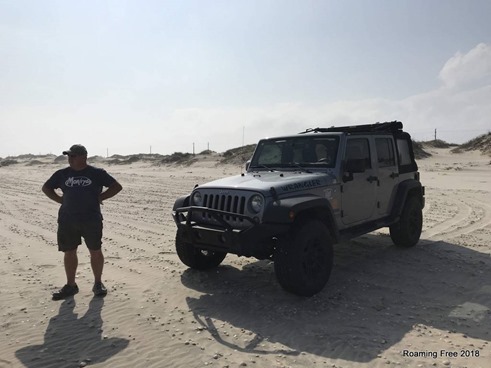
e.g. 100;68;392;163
172;121;424;296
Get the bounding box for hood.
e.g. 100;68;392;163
197;170;336;195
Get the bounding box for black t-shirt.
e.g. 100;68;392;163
44;165;117;223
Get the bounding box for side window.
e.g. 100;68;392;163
397;139;412;166
376;138;395;167
345;138;371;169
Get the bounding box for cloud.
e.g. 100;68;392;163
399;43;491;142
439;43;491;89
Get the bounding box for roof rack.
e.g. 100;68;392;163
300;121;403;134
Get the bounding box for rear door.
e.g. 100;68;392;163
375;136;399;215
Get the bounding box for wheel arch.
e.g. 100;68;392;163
263;196;340;243
390;180;424;218
173;195;190;210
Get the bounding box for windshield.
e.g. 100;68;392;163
250;136;339;169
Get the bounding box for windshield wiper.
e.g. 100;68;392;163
291;162;312;173
251;164;276;172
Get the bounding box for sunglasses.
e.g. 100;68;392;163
68;154;79;158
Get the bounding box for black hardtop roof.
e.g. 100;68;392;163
258;121;408;142
300;121;403;134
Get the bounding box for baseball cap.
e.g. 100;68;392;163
62;144;88;156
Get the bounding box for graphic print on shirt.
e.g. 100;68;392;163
65;176;92;187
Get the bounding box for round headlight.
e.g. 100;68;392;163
192;191;203;206
250;194;264;213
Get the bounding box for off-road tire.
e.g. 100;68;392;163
390;196;423;247
175;232;227;270
274;220;334;296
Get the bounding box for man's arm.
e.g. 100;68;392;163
99;181;123;203
42;184;63;204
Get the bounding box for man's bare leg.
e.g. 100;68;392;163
64;249;78;285
89;249;104;283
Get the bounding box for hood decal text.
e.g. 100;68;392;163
280;179;322;192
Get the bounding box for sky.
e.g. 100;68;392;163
1;0;490;157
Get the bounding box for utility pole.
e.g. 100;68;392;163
434;129;437;141
193;142;195;155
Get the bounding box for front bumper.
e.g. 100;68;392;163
173;206;288;257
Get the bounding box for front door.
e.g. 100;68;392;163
341;137;377;225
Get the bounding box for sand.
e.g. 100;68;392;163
0;148;490;368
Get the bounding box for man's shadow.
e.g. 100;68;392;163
16;297;129;368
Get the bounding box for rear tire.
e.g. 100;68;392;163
175;232;227;270
274;220;333;296
390;196;423;247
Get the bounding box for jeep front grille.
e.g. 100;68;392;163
190;190;257;228
203;194;246;215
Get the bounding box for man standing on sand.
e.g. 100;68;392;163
42;144;122;300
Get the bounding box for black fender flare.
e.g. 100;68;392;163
262;196;340;242
390;180;424;218
173;195;190;211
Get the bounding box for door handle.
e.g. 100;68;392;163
390;172;399;179
367;176;378;183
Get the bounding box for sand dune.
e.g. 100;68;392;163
0;148;490;368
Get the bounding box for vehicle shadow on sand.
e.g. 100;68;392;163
181;235;491;362
15;297;129;368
